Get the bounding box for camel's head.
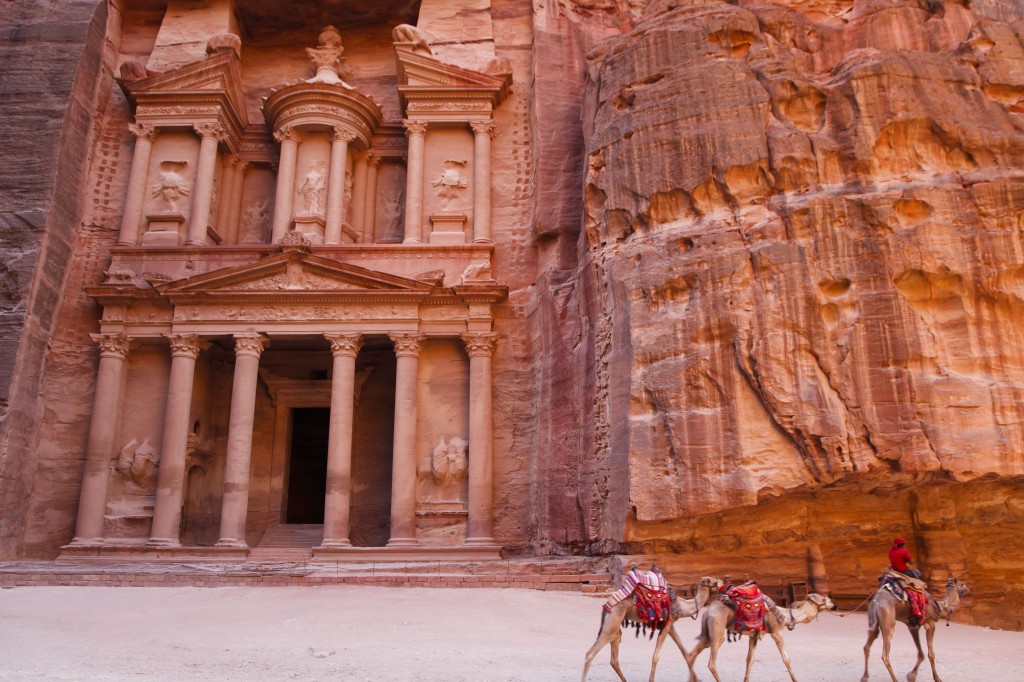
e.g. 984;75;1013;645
946;577;971;597
698;576;724;591
807;593;835;611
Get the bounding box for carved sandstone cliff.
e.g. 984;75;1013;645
571;0;1024;628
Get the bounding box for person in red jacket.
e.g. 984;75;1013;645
888;536;922;579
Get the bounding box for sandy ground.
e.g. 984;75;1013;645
1;586;1021;681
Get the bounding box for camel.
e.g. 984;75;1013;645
861;576;970;682
582;576;723;682
684;591;835;682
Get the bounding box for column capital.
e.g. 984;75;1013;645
366;151;382;167
233;333;268;358
230;157;250;172
388;332;426;357
403;119;428;137
470;120;496;138
324;333;364;358
90;333;131;359
332;128;357;143
273;126;301;144
193;122;227;141
165;333;202;359
128;121;157;141
460;332;498;357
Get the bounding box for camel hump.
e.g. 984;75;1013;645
883;570;927;594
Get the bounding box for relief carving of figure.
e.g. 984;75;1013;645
431;159;468;208
115;437;159;489
382;192;403;237
429;436;468;501
299;167;326;216
151;161;190;213
241;200;270;240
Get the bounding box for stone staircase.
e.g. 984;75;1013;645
247;524;323;562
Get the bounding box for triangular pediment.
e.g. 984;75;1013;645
120;50;248;129
156;249;436;298
394;47;511;108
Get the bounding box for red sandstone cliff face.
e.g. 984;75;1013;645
564;0;1024;626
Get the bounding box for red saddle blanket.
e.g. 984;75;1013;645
882;575;929;627
633;584;672;630
721;582;767;633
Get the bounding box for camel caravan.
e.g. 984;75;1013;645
581;558;971;682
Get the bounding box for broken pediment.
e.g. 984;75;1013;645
155;249;436;299
119;47;248;142
394;39;512;115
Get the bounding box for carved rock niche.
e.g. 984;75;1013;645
424;127;474;244
143;131;200;246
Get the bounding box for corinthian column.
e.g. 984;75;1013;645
402;120;428;244
387;332;425;546
68;334;131;545
147;334;202;548
470;120;495;244
186;122;225;245
216;334;268;548
213;156;240;242
362;153;381;244
351;153;369;238
117;122;157;246
320;333;363;548
461;332;498;545
224;158;248;244
325;129;354;244
271;126;301;242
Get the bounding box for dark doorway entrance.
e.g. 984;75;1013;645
286;407;330;523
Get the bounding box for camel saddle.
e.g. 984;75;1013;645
719;581;767;634
624;584;672;638
880;570;929;627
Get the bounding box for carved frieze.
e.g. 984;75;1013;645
175;304;419;322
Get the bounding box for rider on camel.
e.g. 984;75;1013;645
888;536;923;580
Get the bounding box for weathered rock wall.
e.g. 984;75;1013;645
0;0;112;558
574;0;1024;627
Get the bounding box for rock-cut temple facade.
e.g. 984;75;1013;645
3;0;1024;629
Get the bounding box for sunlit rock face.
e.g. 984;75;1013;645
573;0;1024;628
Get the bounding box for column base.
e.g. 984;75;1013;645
472;238;493;244
184;239;206;247
214;538;249;549
402;238;423;245
145;537;182;549
464;536;497;546
64;537;104;548
385;537;420;548
317;538;352;549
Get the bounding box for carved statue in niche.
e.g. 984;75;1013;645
382;192;403;238
241;200;270;240
431;159;468;208
299;165;326;216
115;437;158;489
427;436;468;502
344;170;354;221
151;161;190;212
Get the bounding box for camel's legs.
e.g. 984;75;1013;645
768;630;798;682
668;625;696;679
705;626;727;682
649;624;672;682
582;610;626;682
906;626;925;682
861;619;879;682
684;636;709;682
879;618;900;682
924;623;942;682
609;631;628;682
742;635;759;682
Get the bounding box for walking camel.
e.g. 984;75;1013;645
582;576;723;682
684;592;835;682
861;576;970;682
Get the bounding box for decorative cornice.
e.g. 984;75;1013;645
91;333;131;359
460;332;498;358
389;332;426;357
324;332;363;357
233;333;268;357
403;119;428;137
165;333;202;359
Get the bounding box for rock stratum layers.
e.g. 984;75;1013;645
574;0;1024;628
0;0;1021;630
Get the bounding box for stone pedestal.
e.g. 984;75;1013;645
141;214;186;247
292;215;326;244
429;213;467;244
